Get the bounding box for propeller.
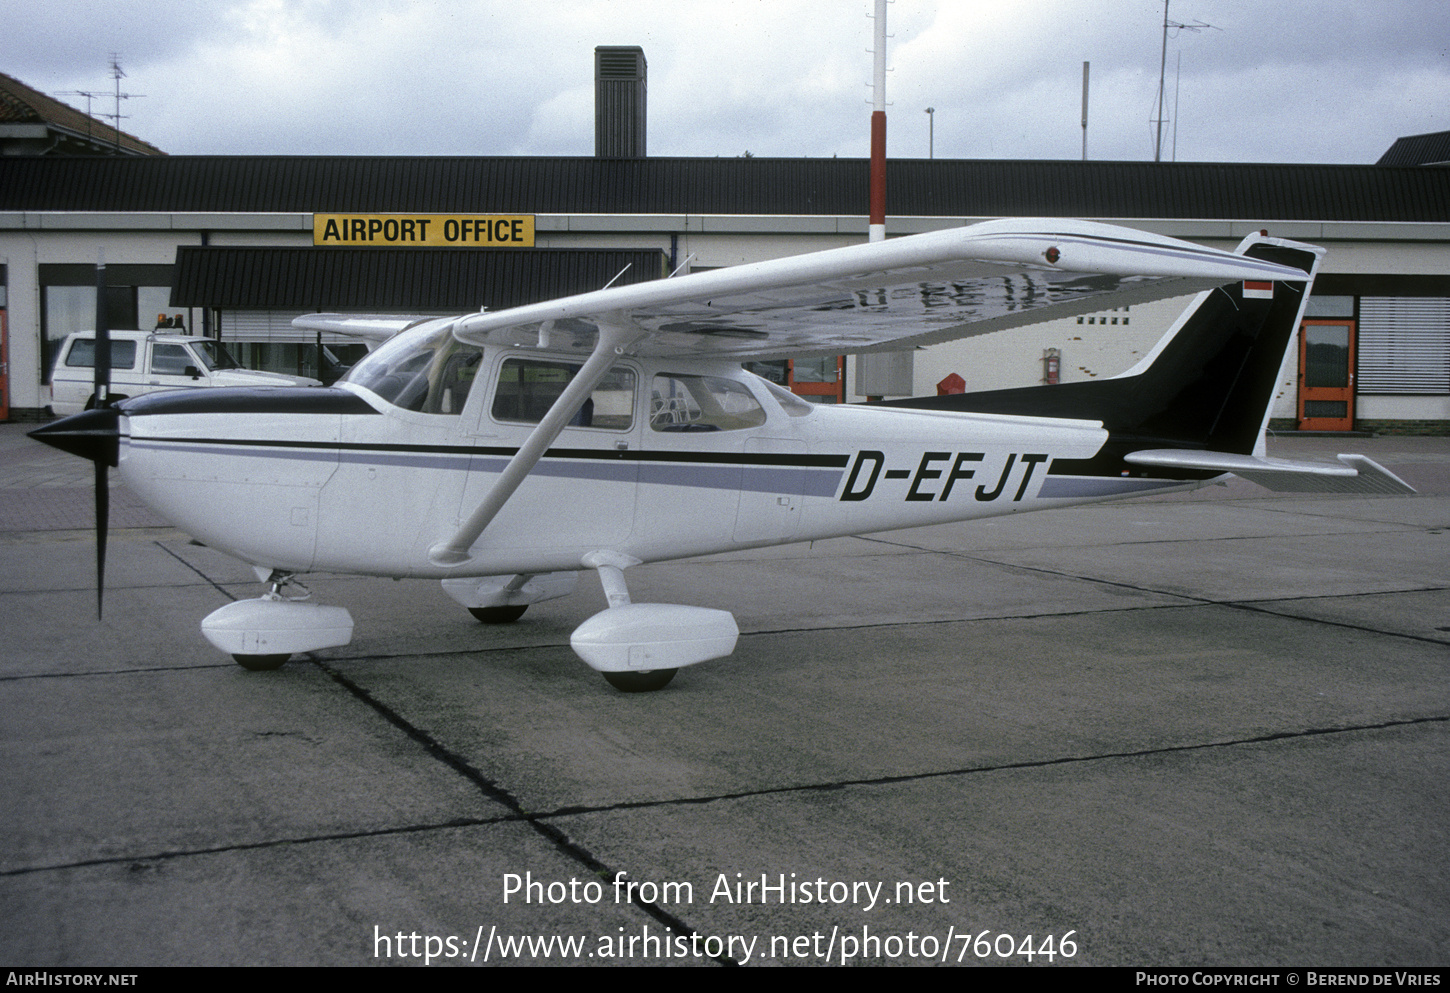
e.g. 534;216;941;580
28;253;117;618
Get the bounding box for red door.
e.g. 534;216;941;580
0;310;8;422
788;356;844;403
1298;319;1355;431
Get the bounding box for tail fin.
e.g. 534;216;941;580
882;231;1324;458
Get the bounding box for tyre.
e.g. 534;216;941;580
233;653;290;670
469;605;528;623
602;668;677;693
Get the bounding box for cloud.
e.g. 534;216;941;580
2;0;1446;162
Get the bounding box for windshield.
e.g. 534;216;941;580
191;339;240;371
340;321;483;415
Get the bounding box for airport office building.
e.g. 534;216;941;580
2;130;1449;430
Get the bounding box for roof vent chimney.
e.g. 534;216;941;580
595;46;646;158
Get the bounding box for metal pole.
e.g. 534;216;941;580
1081;62;1090;160
1155;0;1169;161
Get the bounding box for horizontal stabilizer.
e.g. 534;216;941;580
1124;449;1416;495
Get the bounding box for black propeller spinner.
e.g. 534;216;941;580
28;255;118;619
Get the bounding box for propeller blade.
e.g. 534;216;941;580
26;253;118;619
92;253;111;618
29;407;120;619
94;460;109;619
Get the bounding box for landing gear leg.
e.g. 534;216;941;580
201;570;354;670
570;551;736;693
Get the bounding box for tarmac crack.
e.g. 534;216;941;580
308;656;740;966
153;539;240;602
6;712;1443;887
854;535;1450;647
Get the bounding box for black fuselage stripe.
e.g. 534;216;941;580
125;434;850;469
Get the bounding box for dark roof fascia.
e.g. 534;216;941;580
1;155;1447;223
170;245;669;310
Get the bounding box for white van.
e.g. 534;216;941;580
49;331;322;415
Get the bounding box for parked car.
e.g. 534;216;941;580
48;331;322;415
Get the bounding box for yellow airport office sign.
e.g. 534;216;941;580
314;214;535;248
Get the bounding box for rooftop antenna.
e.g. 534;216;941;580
1153;2;1216;162
73;56;143;154
59;89;105;144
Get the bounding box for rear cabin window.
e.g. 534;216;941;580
492;358;636;430
650;374;767;432
64;339;138;370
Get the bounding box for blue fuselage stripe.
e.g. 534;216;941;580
125;437;846;494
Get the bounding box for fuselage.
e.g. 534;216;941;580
115;327;1192;580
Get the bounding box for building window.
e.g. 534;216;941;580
1358;297;1450;395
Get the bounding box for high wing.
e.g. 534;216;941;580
292;313;441;344
445;218;1308;360
398;220;1312;567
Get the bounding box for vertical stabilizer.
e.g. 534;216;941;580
883;232;1325;459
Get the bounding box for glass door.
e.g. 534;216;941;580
1298;319;1355;431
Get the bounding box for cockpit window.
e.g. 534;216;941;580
492;358;636;430
340;322;483;415
650;374;767;432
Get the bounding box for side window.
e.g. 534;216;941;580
150;344;195;376
650;374;767;432
492;358;636;430
64;340;138;370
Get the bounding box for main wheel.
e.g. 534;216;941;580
602;668;678;693
469;605;528;624
233;653;290;671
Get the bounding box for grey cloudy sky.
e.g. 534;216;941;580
4;0;1447;164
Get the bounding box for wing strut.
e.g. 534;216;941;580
428;318;645;567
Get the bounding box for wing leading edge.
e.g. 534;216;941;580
448;218;1309;361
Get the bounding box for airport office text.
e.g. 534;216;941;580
314;214;535;247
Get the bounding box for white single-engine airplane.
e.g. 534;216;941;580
32;219;1413;691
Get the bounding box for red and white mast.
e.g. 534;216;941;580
869;0;887;244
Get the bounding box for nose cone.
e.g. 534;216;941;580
28;407;120;467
